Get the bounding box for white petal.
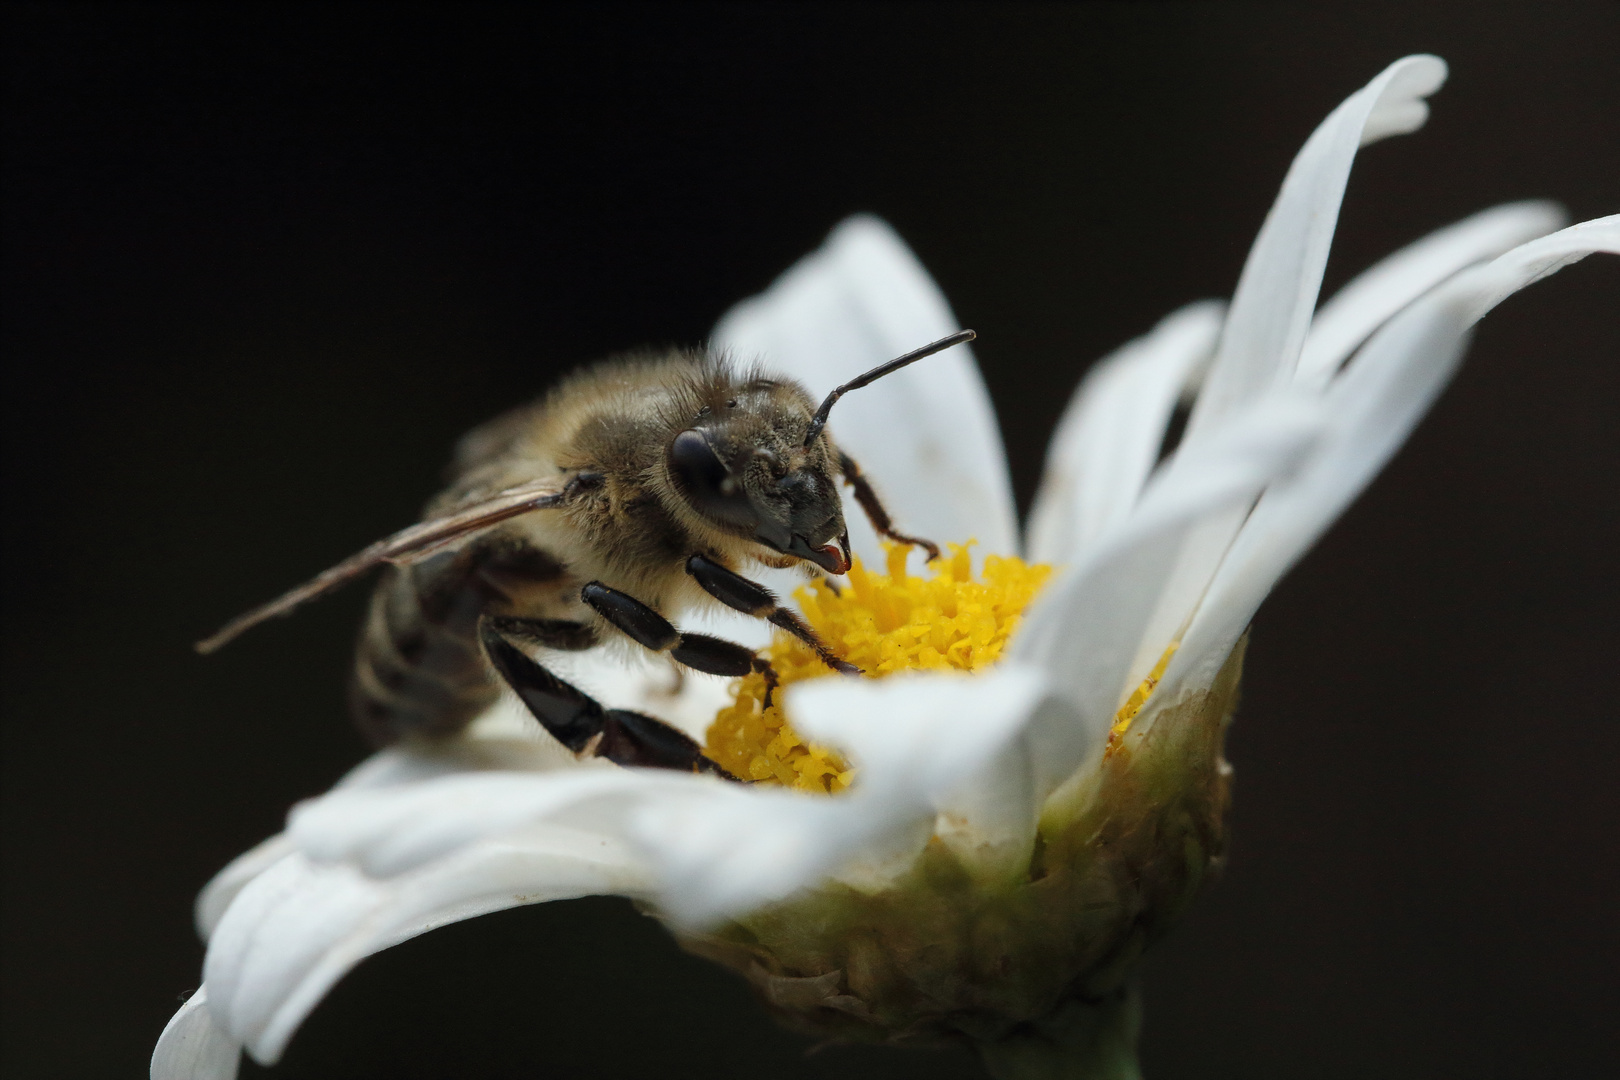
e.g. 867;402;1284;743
1188;54;1447;438
1025;300;1225;564
284;669;1045;931
332;731;574;786
931;734;1040;875
188;735;619;1061
288;767;698;878
195;834;297;942
151;989;240;1080
1166;216;1620;699
204;830;650;1064
790;666;1048;796
1297;201;1566;388
640;666;1050;923
1013;394;1324;753
633;785;862;927
266;669;1043;933
1126;55;1447;694
194;734;583;940
1445;214;1620;323
712;215;1018;566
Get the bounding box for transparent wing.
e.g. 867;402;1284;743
195;477;568;654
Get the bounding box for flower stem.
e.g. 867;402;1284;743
974;985;1142;1080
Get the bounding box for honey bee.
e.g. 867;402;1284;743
199;330;974;777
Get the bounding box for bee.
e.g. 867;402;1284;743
199;330;974;778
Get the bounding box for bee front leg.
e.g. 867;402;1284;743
837;450;941;561
580;581;785;707
684;555;859;675
479;621;735;778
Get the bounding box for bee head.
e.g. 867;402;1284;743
667;377;850;574
666;333;973;574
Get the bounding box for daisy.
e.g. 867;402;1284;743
153;55;1617;1080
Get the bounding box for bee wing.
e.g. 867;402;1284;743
195;477;569;654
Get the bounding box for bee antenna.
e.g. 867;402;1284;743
801;329;976;448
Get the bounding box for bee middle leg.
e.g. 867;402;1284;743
479;621;736;779
580;581;783;706
684;555;859;675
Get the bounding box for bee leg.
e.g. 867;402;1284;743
479;622;603;752
483;615;600;651
580;581;783;705
598;711;739;780
479;621;736;779
684;554;860;676
837;450;941;561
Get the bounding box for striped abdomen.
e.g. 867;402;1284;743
349;539;567;746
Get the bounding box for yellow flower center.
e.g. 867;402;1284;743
703;542;1051;793
702;541;1182;793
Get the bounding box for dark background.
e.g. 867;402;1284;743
4;3;1617;1078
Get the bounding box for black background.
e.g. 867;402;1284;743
4;4;1618;1078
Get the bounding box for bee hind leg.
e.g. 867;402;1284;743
479;621;736;779
484;615;600;651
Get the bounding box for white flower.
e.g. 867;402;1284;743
153;55;1617;1080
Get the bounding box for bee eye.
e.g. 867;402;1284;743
726;399;737;408
668;429;759;531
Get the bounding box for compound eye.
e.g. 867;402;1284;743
668;429;758;530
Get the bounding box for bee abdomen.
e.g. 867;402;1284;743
349;562;498;746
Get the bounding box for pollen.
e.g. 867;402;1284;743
703;542;1051;794
1103;643;1178;757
